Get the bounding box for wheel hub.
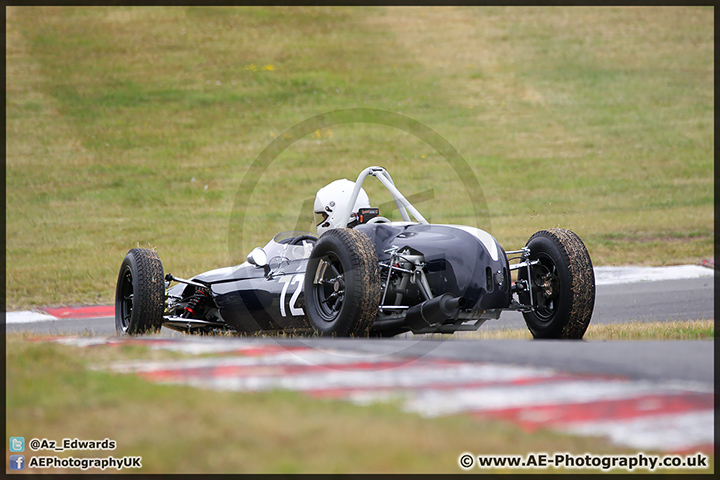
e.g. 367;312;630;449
539;272;557;299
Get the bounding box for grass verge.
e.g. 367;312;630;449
453;319;715;340
5;332;713;474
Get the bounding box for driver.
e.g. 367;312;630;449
313;179;370;235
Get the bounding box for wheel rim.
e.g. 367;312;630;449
118;267;134;333
311;252;346;323
530;253;560;321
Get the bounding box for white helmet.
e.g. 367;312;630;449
314;179;370;235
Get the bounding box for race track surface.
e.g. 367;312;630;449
6;275;713;335
8;268;715;454
51;335;714;454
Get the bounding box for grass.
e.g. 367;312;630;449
5;332;714;474
452;319;715;341
5;6;714;310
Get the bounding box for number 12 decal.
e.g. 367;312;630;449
279;274;304;317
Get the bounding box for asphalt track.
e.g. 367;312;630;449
8;273;715;455
6;276;714;386
55;334;714;454
6;276;714;336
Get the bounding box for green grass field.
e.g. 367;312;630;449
6;6;714;309
5;332;714;474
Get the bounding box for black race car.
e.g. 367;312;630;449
115;166;595;338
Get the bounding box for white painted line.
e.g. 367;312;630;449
350;379;701;416
594;265;713;286
103;349;421;373
157;362;561;392
52;336;308;355
146;341;298;355
52;337;118;347
145;342;261;355
5;311;59;324
564;410;715;451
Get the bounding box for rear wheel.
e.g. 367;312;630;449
115;248;165;335
517;229;595;339
304;228;381;336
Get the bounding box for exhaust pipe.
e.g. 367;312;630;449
405;294;466;331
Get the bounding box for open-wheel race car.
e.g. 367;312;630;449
116;166;595;338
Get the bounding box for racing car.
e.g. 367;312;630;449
115;166;595;338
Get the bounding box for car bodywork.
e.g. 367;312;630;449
160;166;556;337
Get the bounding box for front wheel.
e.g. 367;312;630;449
115;248;165;335
517;229;595;339
304;228;381;337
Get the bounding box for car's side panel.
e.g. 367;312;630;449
198;261;312;333
354;223;511;311
173;224;510;334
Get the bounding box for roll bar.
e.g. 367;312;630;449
336;166;428;227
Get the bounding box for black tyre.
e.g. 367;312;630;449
115;248;165;335
304;228;381;337
517;229;595;339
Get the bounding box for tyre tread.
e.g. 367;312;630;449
118;248;165;334
524;229;595;339
306;228;380;337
